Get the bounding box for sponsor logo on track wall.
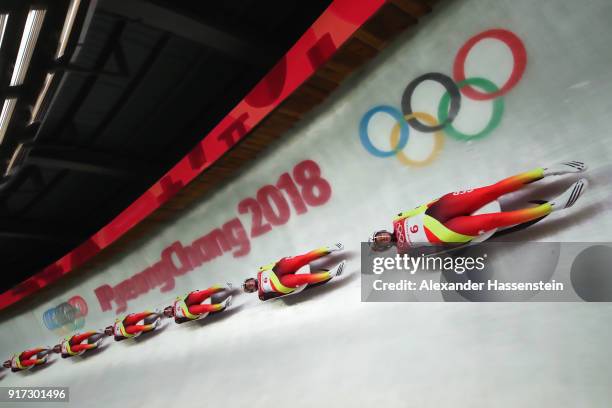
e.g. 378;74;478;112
2;0;612;353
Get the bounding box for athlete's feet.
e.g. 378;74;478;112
89;331;106;345
327;243;344;253
90;337;104;348
543;161;587;176
150;315;162;328
220;295;232;310
550;178;588;211
329;260;346;279
95;329;106;337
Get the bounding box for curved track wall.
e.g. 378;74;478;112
2;0;612;406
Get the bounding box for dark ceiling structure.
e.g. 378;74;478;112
0;0;334;292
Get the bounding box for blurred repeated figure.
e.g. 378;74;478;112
3;347;53;372
105;310;164;341
243;243;345;301
52;330;107;358
163;285;233;324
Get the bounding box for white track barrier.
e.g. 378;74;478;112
2;0;612;406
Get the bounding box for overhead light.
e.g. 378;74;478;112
0;98;18;145
5;143;25;176
10;8;47;86
30;0;81;123
0;14;8;50
56;0;81;59
30;72;54;124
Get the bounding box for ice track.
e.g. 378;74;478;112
3;273;612;407
3;0;612;406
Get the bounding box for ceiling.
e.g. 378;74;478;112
0;0;334;292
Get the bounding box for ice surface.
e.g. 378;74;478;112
2;0;612;406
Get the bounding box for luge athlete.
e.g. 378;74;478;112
370;161;588;252
105;309;163;341
163;285;232;324
243;243;346;301
52;330;106;358
3;347;52;372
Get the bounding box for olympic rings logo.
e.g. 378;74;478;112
42;295;88;334
359;29;527;167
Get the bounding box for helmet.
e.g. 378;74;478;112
369;230;395;252
242;278;258;293
163;306;174;318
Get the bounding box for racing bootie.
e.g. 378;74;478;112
150;313;162;328
327;243;344;253
550;178;588;211
219;295;232;310
543;161;587;176
329;260;346;279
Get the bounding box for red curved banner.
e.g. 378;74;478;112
0;0;386;311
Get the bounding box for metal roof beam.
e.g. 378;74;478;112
99;0;277;66
25;144;154;179
0;218;74;243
